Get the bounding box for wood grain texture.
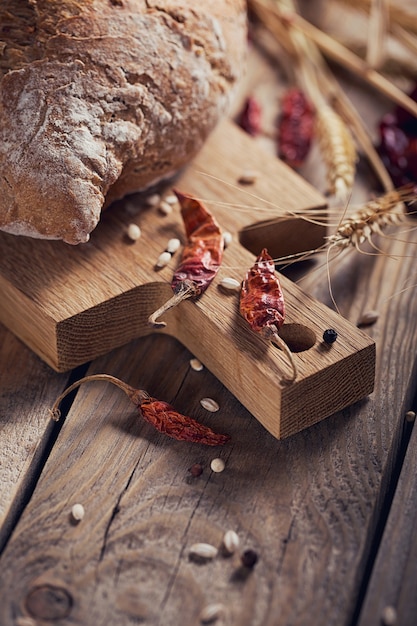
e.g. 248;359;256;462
0;242;416;626
0;322;69;551
357;420;417;626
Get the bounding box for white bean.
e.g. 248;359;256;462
189;543;218;560
200;398;220;412
71;503;85;522
156;251;172;268
126;223;141;241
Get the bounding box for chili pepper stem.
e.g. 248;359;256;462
49;374;147;421
268;326;298;383
148;280;198;328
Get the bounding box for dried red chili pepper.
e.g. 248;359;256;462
278;88;315;169
149;190;224;328
377;83;417;191
50;374;230;446
237;96;262;136
240;248;297;382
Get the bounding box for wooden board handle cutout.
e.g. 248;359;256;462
0;121;375;439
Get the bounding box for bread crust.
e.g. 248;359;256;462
0;0;246;243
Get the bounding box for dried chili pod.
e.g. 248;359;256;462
278;88;315;169
240;249;297;382
237;96;262;136
149;191;224;328
50;374;230;445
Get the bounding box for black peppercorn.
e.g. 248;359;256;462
323;329;338;344
241;549;258;568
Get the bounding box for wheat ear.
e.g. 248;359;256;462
328;187;415;250
315;105;357;201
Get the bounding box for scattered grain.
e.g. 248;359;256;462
156;251;172;268
241;549;258;568
381;605;397;626
222;530;240;555
200;398;220;412
210;458;225;473
190;358;204;371
405;410;416;423
189;543;218;560
357;310;379;326
159;200;173;215
144;193;161;207
126;223;141;241
219;277;240;291
223;231;233;247
200;603;225;624
71;503;85;522
165;194;178;205
238;170;259;185
166;238;181;254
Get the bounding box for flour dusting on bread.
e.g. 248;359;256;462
0;0;247;244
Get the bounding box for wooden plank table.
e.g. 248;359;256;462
1;28;417;626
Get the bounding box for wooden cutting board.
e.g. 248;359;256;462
0;119;375;439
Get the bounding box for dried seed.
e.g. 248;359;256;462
166;238;181;254
190;358;204;372
241;549;258;568
200;398;220;412
223;231;233;247
144;193;161;207
210;458;225;473
126;223;141;241
222;530;240;555
238;170;259;185
71;503;85;522
156;251;172;268
357;310;379;326
189;543;218;560
200;603;225;624
189;463;204;477
219;277;240;291
381;605;397;626
323;328;338;344
159;200;173;216
405;410;416;423
165;194;178;205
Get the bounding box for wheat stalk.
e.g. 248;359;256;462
335;0;417;35
249;0;396;192
366;0;389;69
273;5;417;118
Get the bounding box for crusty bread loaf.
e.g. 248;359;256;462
0;0;247;244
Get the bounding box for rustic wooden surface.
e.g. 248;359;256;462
1;9;417;626
357;414;417;626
